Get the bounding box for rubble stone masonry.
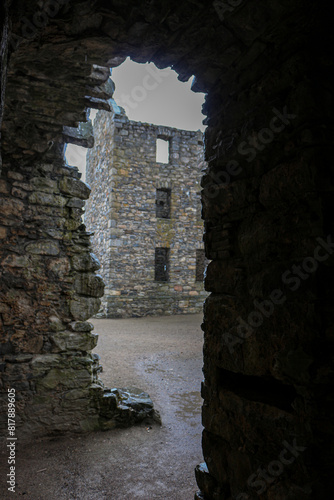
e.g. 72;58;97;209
0;1;333;498
85;105;208;317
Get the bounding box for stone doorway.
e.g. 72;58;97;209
1;1;333;498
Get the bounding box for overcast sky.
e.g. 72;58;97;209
112;58;206;131
65;59;206;180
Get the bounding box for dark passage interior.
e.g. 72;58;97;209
1;1;333;498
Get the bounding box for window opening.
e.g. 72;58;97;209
156;138;169;163
155;247;170;281
156;188;171;218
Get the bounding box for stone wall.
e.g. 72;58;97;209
0;144;158;437
0;0;11;174
85;104;208;317
0;1;333;498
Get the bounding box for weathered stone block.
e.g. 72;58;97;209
7;171;23;181
49;316;66;332
28;192;67;207
70;296;101;321
51;331;98;351
71;252;101;272
74;273;105;297
64;218;83;231
59;177;91;199
30;177;58;192
69;321;94;332
0;179;9;193
0;197;24;217
63;120;94;148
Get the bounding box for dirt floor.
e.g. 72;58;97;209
0;314;205;499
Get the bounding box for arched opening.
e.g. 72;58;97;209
65;60;209;494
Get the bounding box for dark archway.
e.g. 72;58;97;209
1;1;333;498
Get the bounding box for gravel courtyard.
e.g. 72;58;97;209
0;314;204;500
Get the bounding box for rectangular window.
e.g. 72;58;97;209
196;249;208;282
156;188;171;218
156;138;169;163
155;248;169;282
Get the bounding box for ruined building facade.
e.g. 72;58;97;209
0;1;333;498
85;104;208;318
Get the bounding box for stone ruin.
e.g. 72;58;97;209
0;1;333;498
85;100;209;318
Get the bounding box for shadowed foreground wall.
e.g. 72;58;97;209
0;1;333;498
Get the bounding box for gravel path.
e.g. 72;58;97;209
0;314;204;500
